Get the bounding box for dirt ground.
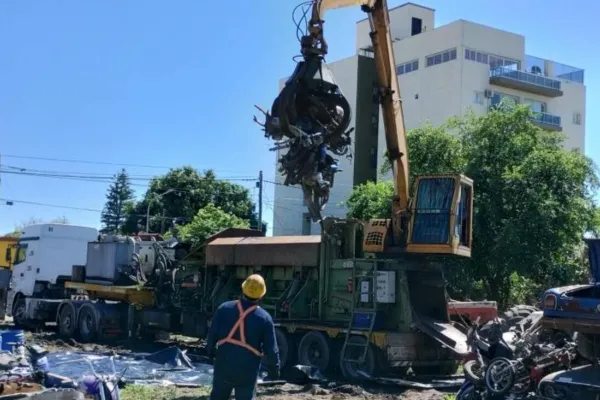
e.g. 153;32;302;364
13;323;454;400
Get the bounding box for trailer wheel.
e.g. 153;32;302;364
339;336;379;379
58;303;78;338
78;304;99;343
298;331;331;372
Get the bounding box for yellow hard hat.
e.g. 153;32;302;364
242;274;267;300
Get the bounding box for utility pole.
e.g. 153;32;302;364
257;170;263;232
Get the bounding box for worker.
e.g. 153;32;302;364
206;274;280;400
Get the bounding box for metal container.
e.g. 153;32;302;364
85;236;135;285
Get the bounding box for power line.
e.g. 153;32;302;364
0;169;257;190
0;154;249;174
0;198;191;221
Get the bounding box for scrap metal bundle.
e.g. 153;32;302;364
254;3;354;222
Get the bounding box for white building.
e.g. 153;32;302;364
272;2;586;236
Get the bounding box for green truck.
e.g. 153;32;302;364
203;219;469;379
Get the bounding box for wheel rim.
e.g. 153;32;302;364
60;308;74;334
485;359;514;393
341;337;375;378
79;308;97;340
308;342;322;364
13;300;26;324
299;332;329;371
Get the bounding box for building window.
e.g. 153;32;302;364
465;48;519;70
411;17;422;36
573;112;582;125
397;59;419;75
491;91;519;108
426;48;457;67
473;91;485;105
302;213;311;235
524;99;547;113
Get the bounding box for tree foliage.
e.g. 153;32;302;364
347;104;599;306
177;204;250;245
101;169;135;233
121;166;264;235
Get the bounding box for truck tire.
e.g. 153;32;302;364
78;304;99;343
501;305;538;330
297;331;331;372
12;297;27;328
267;328;293;369
58;303;78;338
339;336;380;379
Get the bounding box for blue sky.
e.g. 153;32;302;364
0;0;598;235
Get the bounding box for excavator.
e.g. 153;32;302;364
255;0;474;258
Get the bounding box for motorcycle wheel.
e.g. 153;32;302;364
484;357;516;396
463;360;484;386
457;384;481;400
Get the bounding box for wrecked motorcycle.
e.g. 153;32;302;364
484;335;577;396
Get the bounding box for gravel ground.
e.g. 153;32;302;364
6;321;453;400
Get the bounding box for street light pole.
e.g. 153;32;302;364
145;189;175;233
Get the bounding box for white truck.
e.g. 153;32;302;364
7;223;99;326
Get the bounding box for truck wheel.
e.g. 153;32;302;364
339;336;379;379
78;304;99;343
58;303;78;338
298;331;331;372
12;297;27;328
267;328;294;369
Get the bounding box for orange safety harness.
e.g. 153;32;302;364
216;300;264;357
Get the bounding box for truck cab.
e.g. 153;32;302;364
7;224;98;326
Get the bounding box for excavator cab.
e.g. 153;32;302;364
363;174;473;258
406;174;473;257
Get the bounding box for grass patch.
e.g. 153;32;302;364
121;385;211;400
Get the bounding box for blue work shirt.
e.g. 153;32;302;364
206;298;280;385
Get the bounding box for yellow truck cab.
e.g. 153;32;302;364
0;237;18;320
0;237;18;270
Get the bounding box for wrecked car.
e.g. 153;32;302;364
541;238;600;362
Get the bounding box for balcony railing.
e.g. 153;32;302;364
489;66;563;97
530;111;562;131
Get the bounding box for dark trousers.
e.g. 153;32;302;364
210;377;256;400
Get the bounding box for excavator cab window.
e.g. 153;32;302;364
455;183;473;247
407;175;473;257
411;177;456;245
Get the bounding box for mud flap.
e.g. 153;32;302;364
413;316;470;356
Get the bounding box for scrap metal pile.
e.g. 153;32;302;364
456;312;600;399
254;2;353;222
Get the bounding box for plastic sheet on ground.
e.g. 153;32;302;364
44;348;214;387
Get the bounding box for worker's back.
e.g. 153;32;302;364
208;298;279;385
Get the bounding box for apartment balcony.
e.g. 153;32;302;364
530;112;562;132
489;66;563;97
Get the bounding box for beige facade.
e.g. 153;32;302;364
273;2;586;236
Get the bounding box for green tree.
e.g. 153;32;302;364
177;203;250;245
122;166;263;234
346;104;599;307
101;169;134;233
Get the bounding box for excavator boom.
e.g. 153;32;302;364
258;0;474;258
310;0;410;217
